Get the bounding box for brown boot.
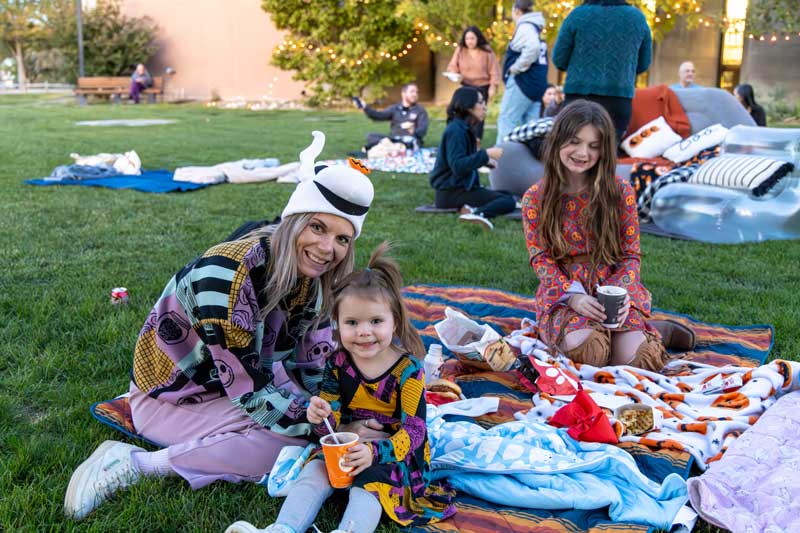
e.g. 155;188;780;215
650;320;696;351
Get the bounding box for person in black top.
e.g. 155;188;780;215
734;84;767;127
354;83;429;151
429;86;515;230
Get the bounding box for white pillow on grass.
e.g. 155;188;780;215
621;116;682;159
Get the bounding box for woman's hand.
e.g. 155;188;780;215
344;443;373;477
567;294;606;323
306;396;331;425
488;86;496;100
486;147;504;160
615;294;631;327
337;419;389;443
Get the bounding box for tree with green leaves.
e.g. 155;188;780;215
746;0;800;37
44;0;158;82
403;0;727;55
0;0;50;88
261;0;415;105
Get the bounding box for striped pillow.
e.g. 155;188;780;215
689;155;795;197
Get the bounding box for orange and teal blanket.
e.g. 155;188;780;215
402;284;786;533
91;284;782;533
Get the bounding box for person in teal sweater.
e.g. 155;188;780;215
552;0;651;142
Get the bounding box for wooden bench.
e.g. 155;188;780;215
75;76;164;104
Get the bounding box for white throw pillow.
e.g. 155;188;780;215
663;124;729;163
689;154;795;197
621;116;682;158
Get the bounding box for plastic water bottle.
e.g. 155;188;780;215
423;344;444;385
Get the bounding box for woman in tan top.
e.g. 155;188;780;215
446;26;501;142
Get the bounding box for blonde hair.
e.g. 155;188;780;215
331;242;425;359
242;213;355;321
539;100;622;267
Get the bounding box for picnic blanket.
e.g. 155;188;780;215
26;169;211;193
426;406;688;530
323;147;436;174
402;284;783;533
91;284;781;533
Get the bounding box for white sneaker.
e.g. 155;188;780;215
458;213;494;230
226;523;295;533
64;440;144;520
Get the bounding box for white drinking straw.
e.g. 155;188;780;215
323;418;340;444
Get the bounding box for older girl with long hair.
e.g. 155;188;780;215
65;132;381;521
522;101;692;371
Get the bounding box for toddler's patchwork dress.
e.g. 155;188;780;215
316;350;456;526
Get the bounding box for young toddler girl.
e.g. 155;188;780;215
227;243;455;533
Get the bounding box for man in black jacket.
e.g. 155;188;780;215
355;83;429;151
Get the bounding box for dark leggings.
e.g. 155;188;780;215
564;93;633;144
435;187;516;218
464;84;490;141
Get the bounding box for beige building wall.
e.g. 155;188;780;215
649;15;724;88
741;39;800;104
122;0;306;101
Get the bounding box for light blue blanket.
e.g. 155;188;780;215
427;407;688;529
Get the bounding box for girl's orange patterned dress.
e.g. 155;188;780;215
522;176;659;346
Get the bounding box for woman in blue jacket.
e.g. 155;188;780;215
429;86;515;230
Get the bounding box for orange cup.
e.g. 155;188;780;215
320;432;359;488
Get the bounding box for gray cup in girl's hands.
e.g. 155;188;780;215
596;285;627;328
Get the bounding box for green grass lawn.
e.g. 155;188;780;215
0;94;797;532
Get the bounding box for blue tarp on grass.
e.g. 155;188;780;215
26;169;211;193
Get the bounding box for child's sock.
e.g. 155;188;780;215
338;487;382;533
131;449;175;477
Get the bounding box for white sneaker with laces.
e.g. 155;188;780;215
458;213;494;230
64;440;144;520
226;522;295;533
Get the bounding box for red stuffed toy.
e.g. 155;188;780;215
548;387;619;444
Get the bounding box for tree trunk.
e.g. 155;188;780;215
15;40;27;92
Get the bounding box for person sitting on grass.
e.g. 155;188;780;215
541;84;564;118
63;133;383;521
429;86;516;231
521;100;695;371
354;83;429;152
226;243;456;533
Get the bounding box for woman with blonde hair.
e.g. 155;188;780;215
64;132;381;521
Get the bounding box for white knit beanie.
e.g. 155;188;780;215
282;131;374;238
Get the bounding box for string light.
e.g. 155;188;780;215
275;7;800;69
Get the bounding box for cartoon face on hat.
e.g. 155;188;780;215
282;131;374;238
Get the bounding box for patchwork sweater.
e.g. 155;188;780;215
131;236;332;437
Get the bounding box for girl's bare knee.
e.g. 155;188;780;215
609;331;646;365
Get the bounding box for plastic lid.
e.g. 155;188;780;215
428;343;443;357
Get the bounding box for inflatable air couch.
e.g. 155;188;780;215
491;87;800;244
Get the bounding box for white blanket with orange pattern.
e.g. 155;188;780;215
509;327;800;471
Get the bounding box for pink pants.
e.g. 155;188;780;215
129;382;308;489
